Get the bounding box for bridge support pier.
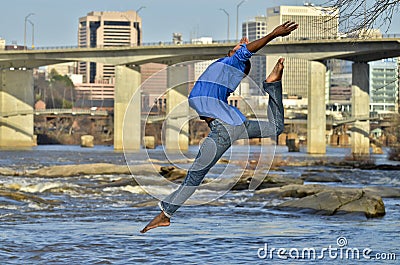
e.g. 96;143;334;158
165;65;189;152
307;61;327;154
114;66;141;151
0;69;34;147
351;62;370;156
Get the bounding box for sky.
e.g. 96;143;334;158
1;0;399;48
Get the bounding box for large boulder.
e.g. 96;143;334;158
88;178;138;189
363;186;400;198
276;188;385;218
144;136;156;149
231;173;304;190
256;184;400;199
80;135;94;148
255;184;326;198
159;166;187;182
0;190;61;205
300;173;342;183
0;167;18;176
154;167;304;191
27;163;161;178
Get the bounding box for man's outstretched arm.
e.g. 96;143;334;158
246;21;298;53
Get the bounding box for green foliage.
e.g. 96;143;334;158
34;69;76;108
51;74;74;88
45;97;63;109
62;99;73;109
388;114;400;161
35;94;42;102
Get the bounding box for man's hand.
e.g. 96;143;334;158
233;37;249;51
272;21;298;37
245;21;298;53
228;37;250;57
239;37;249;45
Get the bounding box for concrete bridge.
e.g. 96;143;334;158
0;108;108;117
1;38;400;154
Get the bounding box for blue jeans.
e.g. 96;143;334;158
159;81;284;217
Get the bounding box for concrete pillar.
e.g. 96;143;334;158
339;134;349;146
307;61;326;154
0;69;34;147
278;133;287;146
330;134;339;146
165;65;189;152
114;66;141;151
351;62;370;155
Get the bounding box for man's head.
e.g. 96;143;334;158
227;43;242;57
227;37;249;57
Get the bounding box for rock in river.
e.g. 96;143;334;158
300;173;342;183
27;163;161;178
0;167;19;176
275;188;385;218
0;190;61;205
231;172;304;190
255;184;326;198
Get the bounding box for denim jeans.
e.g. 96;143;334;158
159;81;284;218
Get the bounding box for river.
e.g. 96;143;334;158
0;145;399;264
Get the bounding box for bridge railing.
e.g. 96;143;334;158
8;34;400;51
27;40;236;51
0;108;108;117
35;108;109;116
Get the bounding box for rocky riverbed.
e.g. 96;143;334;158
1;157;399;219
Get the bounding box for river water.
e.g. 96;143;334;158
0;145;399;264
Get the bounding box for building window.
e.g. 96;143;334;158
89;21;100;48
104;21;131;26
90;62;97;83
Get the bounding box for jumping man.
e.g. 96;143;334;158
141;21;298;233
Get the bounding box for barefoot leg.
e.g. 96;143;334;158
266;58;285;83
140;211;171;233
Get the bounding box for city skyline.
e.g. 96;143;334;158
1;0;399;48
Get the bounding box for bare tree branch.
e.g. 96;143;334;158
322;0;400;37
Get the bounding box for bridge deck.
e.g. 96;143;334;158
0;109;108;117
0;37;399;68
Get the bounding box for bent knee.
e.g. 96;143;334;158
276;123;284;136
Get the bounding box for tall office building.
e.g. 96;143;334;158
369;59;399;114
242;16;268;95
327;59;352;109
141;63;168;112
266;4;339;98
78;11;142;84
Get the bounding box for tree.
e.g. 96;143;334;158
34;69;76;109
322;0;400;35
388;114;400;161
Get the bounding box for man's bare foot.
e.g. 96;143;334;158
140;211;170;233
266;58;285;83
